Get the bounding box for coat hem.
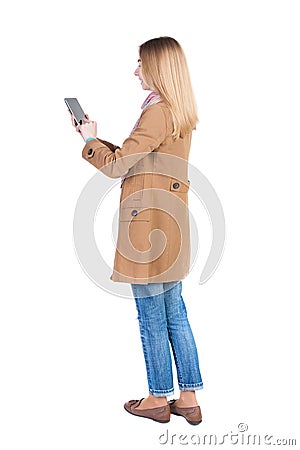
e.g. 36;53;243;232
109;272;189;284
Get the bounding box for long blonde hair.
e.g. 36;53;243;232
139;36;198;140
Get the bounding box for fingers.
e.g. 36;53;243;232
67;110;90;128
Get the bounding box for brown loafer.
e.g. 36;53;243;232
124;398;170;423
168;399;202;425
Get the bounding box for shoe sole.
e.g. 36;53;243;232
170;410;202;425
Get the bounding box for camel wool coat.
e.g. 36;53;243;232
82;101;192;284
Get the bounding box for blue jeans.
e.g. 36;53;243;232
130;280;203;397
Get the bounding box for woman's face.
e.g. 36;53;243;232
134;58;151;90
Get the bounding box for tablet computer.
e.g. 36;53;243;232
64;98;86;125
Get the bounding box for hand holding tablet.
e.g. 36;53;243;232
65;97;97;141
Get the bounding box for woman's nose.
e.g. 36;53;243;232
134;66;139;77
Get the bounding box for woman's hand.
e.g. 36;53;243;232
68;110;97;142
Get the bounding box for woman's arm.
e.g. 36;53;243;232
96;139;120;152
68;111;120;153
81;104;167;178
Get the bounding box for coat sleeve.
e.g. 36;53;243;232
81;104;167;178
96;138;120;152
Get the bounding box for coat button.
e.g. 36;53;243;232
173;182;180;189
131;209;138;216
87;148;93;155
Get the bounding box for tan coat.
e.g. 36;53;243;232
82;102;192;284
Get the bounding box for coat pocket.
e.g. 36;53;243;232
119;206;151;222
168;177;190;207
169;178;190;192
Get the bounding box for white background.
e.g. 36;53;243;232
1;0;299;449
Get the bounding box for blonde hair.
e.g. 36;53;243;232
139;36;198;140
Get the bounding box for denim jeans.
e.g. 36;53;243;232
130;280;203;397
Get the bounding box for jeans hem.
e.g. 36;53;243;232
179;382;204;391
149;388;174;397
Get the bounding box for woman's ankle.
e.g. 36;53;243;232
148;394;168;405
178;390;198;407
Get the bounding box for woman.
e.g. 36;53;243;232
70;36;203;425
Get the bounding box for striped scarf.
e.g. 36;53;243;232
121;91;162;184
